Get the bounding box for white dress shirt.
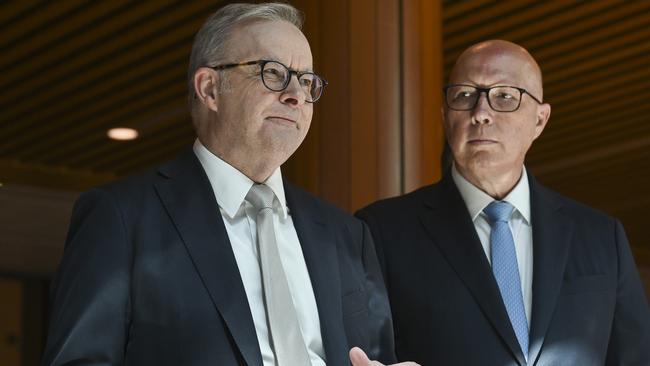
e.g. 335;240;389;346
451;165;533;326
193;140;326;366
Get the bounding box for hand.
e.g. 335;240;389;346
349;347;421;366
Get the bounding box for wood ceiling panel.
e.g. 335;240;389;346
531;143;650;185
537;88;650;144
546;66;650;111
0;1;133;68
1;55;186;146
443;1;650;75
544;49;650;95
443;0;537;38
0;0;172;70
72;103;190;168
490;0;621;46
0;65;185;159
533;109;650;163
0;1;43;25
10;43;187;129
524;1;650;50
25;83;185;165
12;84;186;163
445;1;571;54
542;40;650;87
442;0;493;21
0;3;209;126
0;0;88;46
0;0;179;94
541;26;650;79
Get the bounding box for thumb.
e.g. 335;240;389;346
349;347;382;366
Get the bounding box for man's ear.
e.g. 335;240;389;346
193;67;219;112
533;102;551;139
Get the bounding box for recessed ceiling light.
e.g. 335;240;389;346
107;127;139;141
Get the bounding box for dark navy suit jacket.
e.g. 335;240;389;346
357;173;650;366
43;149;395;366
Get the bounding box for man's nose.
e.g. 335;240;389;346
471;92;492;125
280;76;307;106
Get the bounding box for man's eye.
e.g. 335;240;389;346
455;91;473;99
300;78;313;87
497;93;514;99
264;68;284;79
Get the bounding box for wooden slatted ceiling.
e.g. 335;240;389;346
0;0;222;179
0;0;648;255
442;0;650;254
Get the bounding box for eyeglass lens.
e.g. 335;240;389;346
446;85;522;112
261;61;324;102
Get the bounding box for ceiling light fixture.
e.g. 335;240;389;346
107;127;139;141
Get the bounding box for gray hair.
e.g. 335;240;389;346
187;2;303;107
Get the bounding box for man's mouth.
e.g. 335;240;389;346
266;116;297;124
467;138;497;145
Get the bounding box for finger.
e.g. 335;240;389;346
349;347;370;365
349;347;384;366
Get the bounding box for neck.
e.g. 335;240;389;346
456;164;523;200
199;138;280;183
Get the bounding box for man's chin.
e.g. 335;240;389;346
459;156;503;174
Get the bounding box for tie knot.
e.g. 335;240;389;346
246;184;276;211
484;201;514;224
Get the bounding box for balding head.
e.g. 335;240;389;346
450;40;544;100
443;40;551;199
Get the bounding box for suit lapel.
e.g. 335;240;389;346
154;150;262;366
418;177;527;365
527;175;573;365
285;183;348;366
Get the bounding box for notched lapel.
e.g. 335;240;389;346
527;181;573;365
417;178;528;365
285;183;348;366
154;151;262;366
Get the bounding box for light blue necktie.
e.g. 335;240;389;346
484;201;529;362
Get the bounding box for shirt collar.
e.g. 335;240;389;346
193;139;288;219
451;164;531;224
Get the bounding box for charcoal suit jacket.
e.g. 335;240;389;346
43;149;395;366
357;172;650;366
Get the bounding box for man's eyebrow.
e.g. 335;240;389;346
260;56;314;72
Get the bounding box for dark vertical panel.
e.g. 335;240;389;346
315;0;352;210
349;0;379;210
21;278;47;366
0;277;22;366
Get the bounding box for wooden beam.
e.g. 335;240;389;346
0;158;114;191
402;0;444;192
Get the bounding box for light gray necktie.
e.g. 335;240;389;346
246;184;311;366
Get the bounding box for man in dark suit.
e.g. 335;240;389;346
42;3;416;366
358;40;650;365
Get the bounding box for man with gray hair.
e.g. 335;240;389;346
43;3;415;366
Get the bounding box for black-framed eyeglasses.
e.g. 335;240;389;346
207;59;328;103
443;84;543;112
